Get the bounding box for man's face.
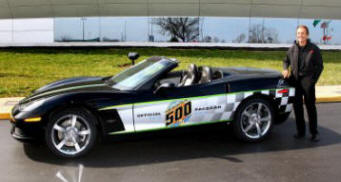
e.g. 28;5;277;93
296;27;309;43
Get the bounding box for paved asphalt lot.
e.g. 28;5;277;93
1;103;341;182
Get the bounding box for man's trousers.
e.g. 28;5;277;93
292;75;318;136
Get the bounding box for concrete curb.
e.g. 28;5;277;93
0;97;22;120
1;85;341;120
0;113;10;120
316;97;341;103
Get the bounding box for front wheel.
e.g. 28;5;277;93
232;98;274;142
45;108;97;158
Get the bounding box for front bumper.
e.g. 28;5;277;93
11;124;37;142
10;116;44;143
10;121;45;143
10;104;45;142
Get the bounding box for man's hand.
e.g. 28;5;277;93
282;69;290;78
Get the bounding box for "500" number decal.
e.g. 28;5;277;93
166;101;192;126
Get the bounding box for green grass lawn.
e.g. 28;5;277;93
0;48;340;97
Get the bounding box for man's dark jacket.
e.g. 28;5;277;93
283;39;324;83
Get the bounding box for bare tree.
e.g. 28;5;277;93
203;36;212;42
59;35;72;42
213;36;220;43
233;33;246;43
264;27;279;43
248;24;264;43
248;24;279;43
153;17;199;42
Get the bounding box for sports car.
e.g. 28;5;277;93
10;53;295;158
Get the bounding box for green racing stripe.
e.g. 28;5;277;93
108;119;232;135
30;83;107;99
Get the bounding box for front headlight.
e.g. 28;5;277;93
19;99;46;112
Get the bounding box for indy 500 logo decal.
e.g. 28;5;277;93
165;100;192;127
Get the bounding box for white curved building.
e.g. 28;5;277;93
0;0;340;45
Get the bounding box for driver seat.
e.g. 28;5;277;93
199;66;213;84
178;64;199;87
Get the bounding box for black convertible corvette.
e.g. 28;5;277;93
10;54;295;158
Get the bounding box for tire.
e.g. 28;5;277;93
274;112;291;125
45;108;97;158
232;98;274;142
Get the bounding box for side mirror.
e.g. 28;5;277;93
154;82;175;94
128;52;139;65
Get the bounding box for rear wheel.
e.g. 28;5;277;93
45;108;97;158
232;98;274;142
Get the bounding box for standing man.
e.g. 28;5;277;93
282;25;324;142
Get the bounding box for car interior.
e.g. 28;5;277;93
156;64;225;88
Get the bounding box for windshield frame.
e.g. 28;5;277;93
108;57;178;91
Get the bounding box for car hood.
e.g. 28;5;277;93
21;76;113;103
34;76;108;93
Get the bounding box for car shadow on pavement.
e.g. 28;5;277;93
23;117;341;167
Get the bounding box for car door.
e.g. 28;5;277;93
133;83;230;131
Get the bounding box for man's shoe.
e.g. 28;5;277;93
294;133;305;139
311;134;320;142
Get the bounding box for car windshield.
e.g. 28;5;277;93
109;59;170;90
